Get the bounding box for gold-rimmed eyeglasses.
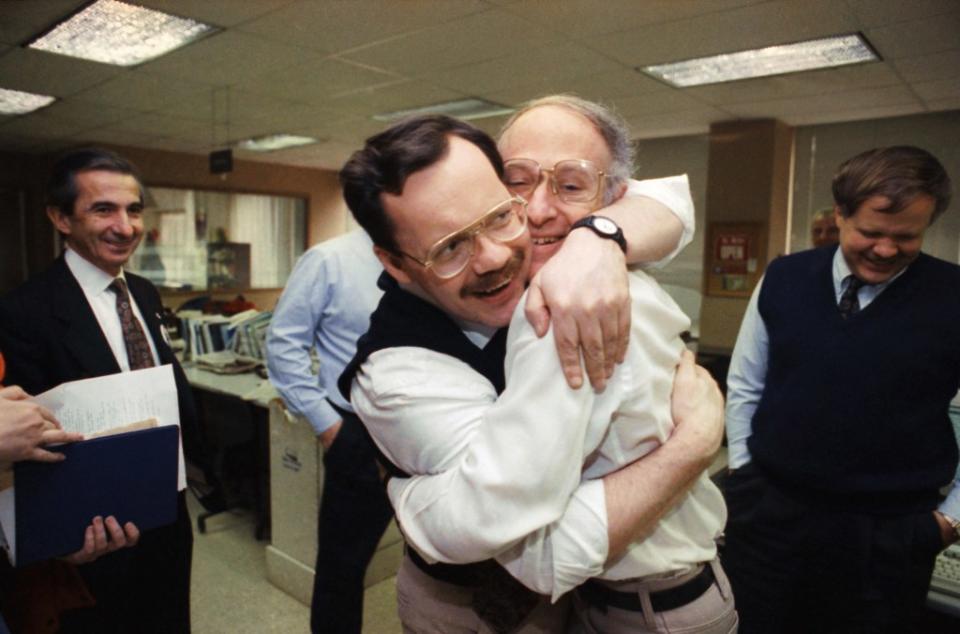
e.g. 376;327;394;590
503;158;606;204
396;196;528;279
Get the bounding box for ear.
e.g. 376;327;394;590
374;245;412;285
833;204;844;224
46;206;72;236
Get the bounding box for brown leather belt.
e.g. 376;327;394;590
578;565;715;614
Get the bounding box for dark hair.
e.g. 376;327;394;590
339;115;503;252
832;146;951;221
46;147;144;216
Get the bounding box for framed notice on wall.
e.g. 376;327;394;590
705;222;765;297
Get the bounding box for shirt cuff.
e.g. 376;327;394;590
288;397;341;435
498;479;608;602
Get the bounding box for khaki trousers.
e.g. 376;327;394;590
395;553;570;633
569;559;738;634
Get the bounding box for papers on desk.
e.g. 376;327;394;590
0;365;185;565
194;350;261;375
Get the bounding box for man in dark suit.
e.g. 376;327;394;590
0;148;202;633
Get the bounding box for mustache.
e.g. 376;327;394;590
460;248;526;296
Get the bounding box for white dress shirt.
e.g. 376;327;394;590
65;248;159;370
628;175;695;267
353;272;726;601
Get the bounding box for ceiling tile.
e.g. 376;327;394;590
594;0;859;66
39;99;146;128
865;12;960;59
141;31;322;87
913;78;960;102
614;90;712;119
152;88;300;126
342;8;560;75
136;0;298;28
484;68;666;106
0;47;120;97
925;97;960;113
321;80;467;119
684;62;902;105
725;85;920;119
238;57;399;103
846;0;959;28
0;0;82;46
0;111;94;139
424;43;623;95
70;71;212;112
893;50;960;83
235;0;489;54
784;103;929;126
78;128;166;147
502;0;764;38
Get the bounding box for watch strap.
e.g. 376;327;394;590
571;215;627;254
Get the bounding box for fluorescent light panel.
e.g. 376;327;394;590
27;0;217;67
373;98;514;122
0;87;56;115
236;134;319;152
642;33;878;87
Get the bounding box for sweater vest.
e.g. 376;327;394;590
338;273;511;587
749;248;960;512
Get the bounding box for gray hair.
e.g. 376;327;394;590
499;94;635;205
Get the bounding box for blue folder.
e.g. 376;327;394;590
13;425;179;567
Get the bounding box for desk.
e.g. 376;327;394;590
183;364;277;540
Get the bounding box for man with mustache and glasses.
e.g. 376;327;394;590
0;148;208;633
339;100;727;633
723;146;960;634
266;98;694;633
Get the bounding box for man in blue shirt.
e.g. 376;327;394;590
723;145;960;633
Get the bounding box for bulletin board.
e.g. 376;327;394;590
705;222;764;297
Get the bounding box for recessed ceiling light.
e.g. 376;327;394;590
641;33;879;87
0;87;56;115
27;0;217;67
373;98;514;122
235;134;319;152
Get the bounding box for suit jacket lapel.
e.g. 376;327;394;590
50;256;122;377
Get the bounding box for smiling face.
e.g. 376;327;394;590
47;169;144;276
835;194;934;284
498;105;617;277
378;136;531;329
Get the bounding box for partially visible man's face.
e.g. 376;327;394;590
379;136;531;328
835;194;934;284
498;105;615;277
811;214;839;248
47;170;144;276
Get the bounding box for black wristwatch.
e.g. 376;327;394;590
571;215;628;254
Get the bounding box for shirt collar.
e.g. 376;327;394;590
830;246;908;294
64;248;126;296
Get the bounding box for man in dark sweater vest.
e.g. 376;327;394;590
337;114;726;632
723;145;960;633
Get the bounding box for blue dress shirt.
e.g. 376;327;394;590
266;229;383;434
725;247;960;518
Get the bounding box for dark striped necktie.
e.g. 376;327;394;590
110;278;156;370
838;275;865;320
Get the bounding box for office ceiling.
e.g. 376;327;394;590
0;0;957;170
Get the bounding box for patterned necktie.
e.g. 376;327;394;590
838;275;865;320
110;278;156;370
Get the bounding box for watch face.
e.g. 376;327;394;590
593;217;618;235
